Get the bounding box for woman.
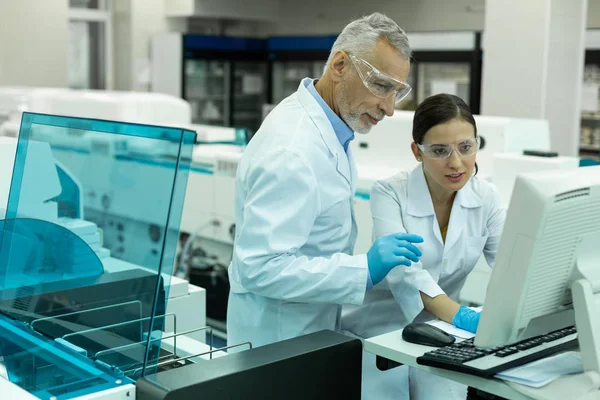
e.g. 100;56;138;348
376;93;506;398
342;93;506;399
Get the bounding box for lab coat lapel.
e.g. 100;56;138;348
406;165;435;217
296;78;352;186
444;178;483;252
347;146;358;252
406;165;444;246
348;146;358;194
444;200;466;253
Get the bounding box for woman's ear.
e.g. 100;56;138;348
411;142;422;162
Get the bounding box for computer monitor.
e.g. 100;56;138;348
475;165;600;350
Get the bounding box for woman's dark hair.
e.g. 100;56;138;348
412;93;479;174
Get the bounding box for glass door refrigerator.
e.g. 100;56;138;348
182;35;268;133
185;56;230;127
267;36;337;105
581;30;600;157
231;58;269;133
410;31;483;113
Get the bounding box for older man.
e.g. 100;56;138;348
227;12;419;386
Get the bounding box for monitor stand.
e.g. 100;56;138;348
572;234;600;381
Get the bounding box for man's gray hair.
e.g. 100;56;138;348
324;12;411;72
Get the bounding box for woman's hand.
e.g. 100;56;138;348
452;306;481;333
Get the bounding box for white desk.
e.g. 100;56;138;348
364;328;600;400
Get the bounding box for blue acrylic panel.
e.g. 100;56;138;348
0;314;124;399
0;218;104;291
0;112;195;399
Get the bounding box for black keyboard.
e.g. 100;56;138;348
416;326;578;378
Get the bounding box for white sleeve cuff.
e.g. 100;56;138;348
408;268;445;298
386;263;445;323
347;253;369;305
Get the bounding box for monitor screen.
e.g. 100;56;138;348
475;165;600;348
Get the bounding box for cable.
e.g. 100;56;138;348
176;219;219;279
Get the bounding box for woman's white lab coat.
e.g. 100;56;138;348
227;78;369;349
341;164;506;399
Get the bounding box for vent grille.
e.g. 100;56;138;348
521;197;600;321
13;285;35;311
217;159;238;177
555;188;590;203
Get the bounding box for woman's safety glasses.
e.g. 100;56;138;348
417;137;481;160
348;54;412;105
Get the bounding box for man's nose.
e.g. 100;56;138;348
380;94;395;117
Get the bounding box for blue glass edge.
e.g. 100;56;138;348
141;129;195;376
0;314;130;399
24;112;193;142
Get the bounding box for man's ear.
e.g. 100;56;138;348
329;51;349;83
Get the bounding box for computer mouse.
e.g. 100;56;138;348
402;322;456;347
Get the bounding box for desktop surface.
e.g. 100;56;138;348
364;328;532;400
364;328;600;400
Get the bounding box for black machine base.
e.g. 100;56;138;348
136;330;363;400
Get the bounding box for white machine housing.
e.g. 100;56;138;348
0;87;191;130
182;144;242;245
492;153;581;206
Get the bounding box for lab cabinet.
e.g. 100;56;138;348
581;50;600;154
268;36;337;104
152;34;269;134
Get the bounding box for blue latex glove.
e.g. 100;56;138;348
452;306;481;333
367;233;424;286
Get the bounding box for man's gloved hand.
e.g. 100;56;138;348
367;233;424;286
452;306;481;333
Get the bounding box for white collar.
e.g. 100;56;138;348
406;164;483;217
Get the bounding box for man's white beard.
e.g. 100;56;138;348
336;83;372;134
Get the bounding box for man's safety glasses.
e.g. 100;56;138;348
417;137;481;160
348;54;412;105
